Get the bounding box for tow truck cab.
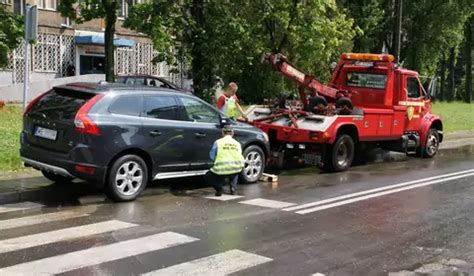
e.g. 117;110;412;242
245;53;443;172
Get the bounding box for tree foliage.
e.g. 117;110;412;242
0;5;23;68
59;0;119;81
127;0;356;102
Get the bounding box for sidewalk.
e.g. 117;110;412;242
0;131;473;205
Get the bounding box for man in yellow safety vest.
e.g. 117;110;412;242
216;82;247;120
205;124;245;196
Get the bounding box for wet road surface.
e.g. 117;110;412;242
0;147;474;275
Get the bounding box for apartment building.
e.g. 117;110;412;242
0;0;182;86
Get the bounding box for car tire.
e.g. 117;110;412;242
106;155;148;202
240;145;265;183
420;128;440;158
322;134;354;172
42;171;74;183
308;96;328;114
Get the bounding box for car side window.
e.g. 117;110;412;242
407;77;421;98
144;95;182;121
126;78;145;85
146;78;166;87
180;97;220;124
109;95;142;116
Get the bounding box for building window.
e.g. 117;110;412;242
61;17;70;27
38;0;56;10
13;0;24;15
118;0;144;19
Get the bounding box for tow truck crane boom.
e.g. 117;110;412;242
262;53;347;107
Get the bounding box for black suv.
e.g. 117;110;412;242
20;83;269;201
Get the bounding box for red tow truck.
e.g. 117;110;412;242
244;53;443;172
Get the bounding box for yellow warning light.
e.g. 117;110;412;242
342;53;395;62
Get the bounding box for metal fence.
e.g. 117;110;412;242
4;33;182;86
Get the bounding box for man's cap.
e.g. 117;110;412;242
222;124;234;134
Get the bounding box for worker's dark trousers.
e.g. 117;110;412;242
205;171;239;194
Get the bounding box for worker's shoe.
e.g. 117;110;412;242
230;189;236;195
215;191;222;197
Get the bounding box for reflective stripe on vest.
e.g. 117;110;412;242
210;136;244;175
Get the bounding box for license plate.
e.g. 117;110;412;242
303;154;321;166
34;127;58;141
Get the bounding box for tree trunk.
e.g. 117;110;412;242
465;16;472;103
447;47;456;102
439;56;446;101
104;0;117;82
191;0;205;99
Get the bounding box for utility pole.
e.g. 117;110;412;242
393;0;402;63
23;5;37;110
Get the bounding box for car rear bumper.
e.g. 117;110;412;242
20;141;107;184
22;157;73;178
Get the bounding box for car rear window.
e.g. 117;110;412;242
28;88;94;121
346;72;387;90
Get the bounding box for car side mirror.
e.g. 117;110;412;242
220;116;231;126
427;78;438;100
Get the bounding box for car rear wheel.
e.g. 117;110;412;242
42;171;74;183
106;155;148;202
240;145;265;183
322;134;354;172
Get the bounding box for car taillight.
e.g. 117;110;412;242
75;165;96;175
23;90;51;116
74;94;104;136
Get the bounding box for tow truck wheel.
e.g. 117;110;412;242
421;128;440;158
308;96;328;114
240;145;265;183
323;134;354;172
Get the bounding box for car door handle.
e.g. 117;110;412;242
195;132;206;138
149;130;162;137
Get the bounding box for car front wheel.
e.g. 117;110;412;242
106;155;148;202
240;145;265;183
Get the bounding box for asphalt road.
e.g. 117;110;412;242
0;146;474;275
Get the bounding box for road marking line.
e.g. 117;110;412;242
0;220;137;254
0;202;44;214
296;172;474;214
0;232;199;275
204;194;245;201
284;169;474;212
0;210;90;231
312;273;326;276
142;249;272;275
240;198;296;209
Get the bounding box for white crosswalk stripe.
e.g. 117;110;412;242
0;210;89;231
204;194;245;201
0;202;44;214
239;198;296;209
0;207;272;275
143;249;273;276
0;220;137;254
0;232;199;275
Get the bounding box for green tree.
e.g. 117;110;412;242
127;0;356;103
59;0;120;82
0;5;23;68
464;16;472;103
336;0;384;53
